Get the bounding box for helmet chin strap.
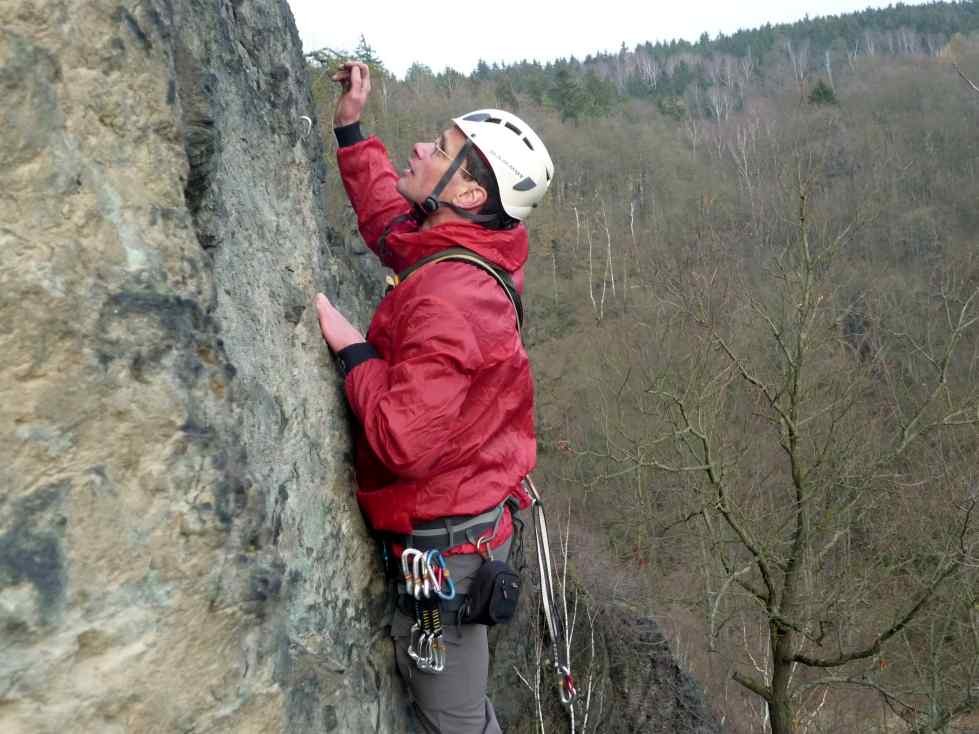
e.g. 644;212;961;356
417;139;497;224
412;201;500;225
421;138;471;214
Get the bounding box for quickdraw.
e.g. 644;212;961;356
401;548;455;672
525;476;577;707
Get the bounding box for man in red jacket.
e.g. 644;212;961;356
314;61;554;733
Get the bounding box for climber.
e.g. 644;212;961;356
313;60;554;733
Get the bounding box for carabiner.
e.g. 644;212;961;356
401;548;423;597
558;667;576;706
425;550;456;600
429;635;446;672
475;533;495;560
436;575;456;601
418;552;433;598
414;633;436;672
413;552;426;599
407;623;424;662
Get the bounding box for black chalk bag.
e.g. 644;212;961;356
459;559;521;626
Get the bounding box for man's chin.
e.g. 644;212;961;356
395;180;418;205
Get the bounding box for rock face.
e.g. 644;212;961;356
0;1;721;732
1;0;399;731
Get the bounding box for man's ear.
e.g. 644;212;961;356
452;183;488;212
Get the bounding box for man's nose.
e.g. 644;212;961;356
412;141;433;159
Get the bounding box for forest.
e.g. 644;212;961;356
307;3;979;732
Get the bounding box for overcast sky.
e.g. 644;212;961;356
287;0;929;78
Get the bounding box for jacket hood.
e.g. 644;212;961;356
387;217;529;275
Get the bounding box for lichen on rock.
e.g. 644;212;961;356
1;1;399;731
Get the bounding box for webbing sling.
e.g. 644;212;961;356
384;247;524;334
524;476;576;706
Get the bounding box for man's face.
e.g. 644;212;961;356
396;125;472;205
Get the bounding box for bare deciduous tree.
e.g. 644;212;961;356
578;123;979;734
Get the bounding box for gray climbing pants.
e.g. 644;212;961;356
392;539;512;734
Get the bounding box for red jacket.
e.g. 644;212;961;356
337;135;535;552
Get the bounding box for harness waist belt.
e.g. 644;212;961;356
402;500;508;552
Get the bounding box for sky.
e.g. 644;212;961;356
287;0;930;78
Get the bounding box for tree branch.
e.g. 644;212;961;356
792;504;972;668
715;336;794;431
735;578;770;604
668;392;779;604
893;288;978;456
954;62;979;95
733;671;772;702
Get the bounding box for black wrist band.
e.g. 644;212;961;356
334;121;365;148
336;342;379;376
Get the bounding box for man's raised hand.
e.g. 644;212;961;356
331;61;371;127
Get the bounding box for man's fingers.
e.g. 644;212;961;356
315;294;332;323
350;63;367;95
331;61;369;126
334;62;371;98
315;294;339;344
314;293;365;354
346;63;370;94
356;62;371;93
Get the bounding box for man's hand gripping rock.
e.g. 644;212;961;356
331;61;371;127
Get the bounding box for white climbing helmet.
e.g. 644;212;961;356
452;109;554;221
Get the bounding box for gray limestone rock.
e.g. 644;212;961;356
1;0;398;731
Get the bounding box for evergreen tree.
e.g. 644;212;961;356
523;73;548;105
355;34;385;72
808;78;838;105
582;71;616;117
495;77;519;111
550;68;584;123
473;60;492;81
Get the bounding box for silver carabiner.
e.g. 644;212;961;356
413;553;425;599
407;623;424;662
402;548;422;597
475;533;495;561
415;633;435;672
429;635;446;672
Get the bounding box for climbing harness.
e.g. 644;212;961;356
396;482;574;705
401;548;455;672
525;476;577;707
400;497;510;552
